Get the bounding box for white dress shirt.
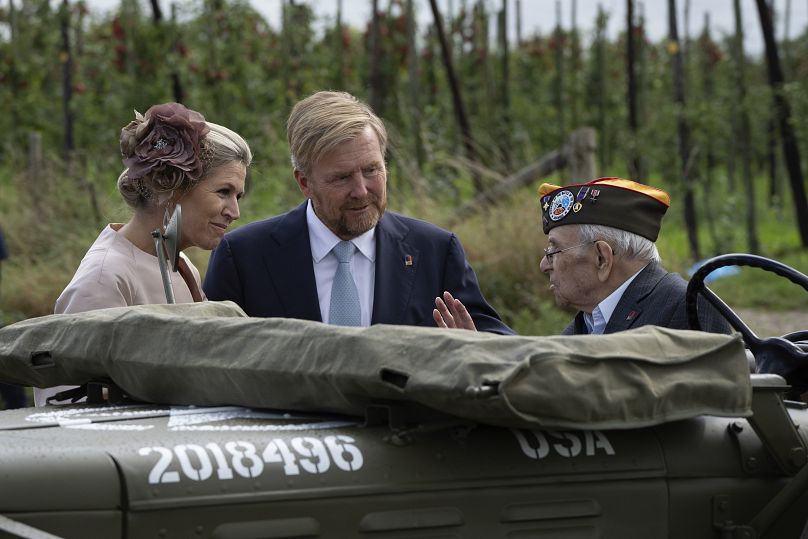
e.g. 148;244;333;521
306;200;376;326
583;265;647;334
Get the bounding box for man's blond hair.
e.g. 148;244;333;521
287;91;387;175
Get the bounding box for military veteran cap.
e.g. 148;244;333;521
538;177;671;241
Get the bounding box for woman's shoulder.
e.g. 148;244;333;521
54;226;154;313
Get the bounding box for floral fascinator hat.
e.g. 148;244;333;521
120;102;210;198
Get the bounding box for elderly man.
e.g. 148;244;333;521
204;91;513;334
434;177;728;335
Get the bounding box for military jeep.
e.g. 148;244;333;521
0;253;806;539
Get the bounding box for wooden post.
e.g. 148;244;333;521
565;127;597;183
452;127;596;223
28;132;43;193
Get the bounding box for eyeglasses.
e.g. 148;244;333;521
542;241;594;262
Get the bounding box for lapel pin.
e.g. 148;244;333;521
626;310;637;321
404;254;413;267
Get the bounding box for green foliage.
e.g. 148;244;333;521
1;0;807;331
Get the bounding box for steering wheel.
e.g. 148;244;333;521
686;253;808;395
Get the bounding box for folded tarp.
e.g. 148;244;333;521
0;301;752;430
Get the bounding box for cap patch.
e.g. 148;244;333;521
549;190;575;221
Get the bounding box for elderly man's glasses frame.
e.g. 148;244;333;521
542;241;595;262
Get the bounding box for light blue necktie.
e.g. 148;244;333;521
329;241;361;326
589;307;606;335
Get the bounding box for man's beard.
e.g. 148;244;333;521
336;194;387;238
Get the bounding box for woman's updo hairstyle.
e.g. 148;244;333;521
117;102;252;208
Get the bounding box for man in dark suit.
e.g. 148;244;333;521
434;177;728;335
537;177;729;335
203;91;513;335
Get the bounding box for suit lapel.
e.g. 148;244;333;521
605;263;666;333
264;203;323;321
371;214;418;324
563;312;588;335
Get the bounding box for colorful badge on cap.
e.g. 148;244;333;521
549;190;575;222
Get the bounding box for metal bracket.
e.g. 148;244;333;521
747;375;807;475
727;421;772;475
712;495;757;539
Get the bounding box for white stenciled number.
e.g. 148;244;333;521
139;446;180;484
262;439;300;475
324;435;364;471
291;437;331;474
225;441;264;478
175;444;213;481
205;442;235;480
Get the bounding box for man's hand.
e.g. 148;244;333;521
433;291;477;331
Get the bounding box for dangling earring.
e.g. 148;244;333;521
163;202;173;231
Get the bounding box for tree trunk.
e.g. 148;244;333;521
626;0;641;180
9;0;19;129
570;0;579;129
636;3;647;172
699;13;722;254
515;0;522;46
281;1;293;108
498;0;511;168
784;0;793;74
683;0;690;86
428;0;483;193
368;0;382;114
406;0;424;171
424;25;438;106
594;6;608;170
170;3;184;103
149;0;163;24
335;0;345;89
755;0;808;246
733;0;760;254
60;0;74;162
768;117;780;205
669;0;700;260
553;1;564;147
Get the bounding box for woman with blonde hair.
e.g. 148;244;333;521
37;102;252;405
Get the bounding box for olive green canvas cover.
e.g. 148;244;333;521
0;301;752;430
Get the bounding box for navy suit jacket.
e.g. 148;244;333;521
203;203;514;335
562;263;731;335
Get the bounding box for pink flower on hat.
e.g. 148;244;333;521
120;102;210;183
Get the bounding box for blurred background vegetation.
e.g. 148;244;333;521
0;0;806;336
